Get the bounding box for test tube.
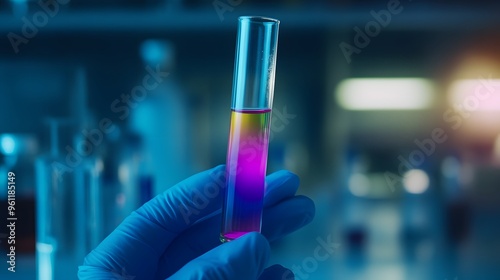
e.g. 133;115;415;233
221;16;280;242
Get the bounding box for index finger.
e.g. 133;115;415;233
81;165;227;279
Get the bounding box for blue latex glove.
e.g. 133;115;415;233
78;165;315;280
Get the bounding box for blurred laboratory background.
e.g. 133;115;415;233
1;0;500;279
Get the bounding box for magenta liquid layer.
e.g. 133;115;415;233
221;109;271;241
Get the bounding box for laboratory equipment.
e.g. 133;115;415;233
0;133;38;199
94;121;157;237
221;16;280;242
132;39;193;196
35;119;76;280
35;118;104;280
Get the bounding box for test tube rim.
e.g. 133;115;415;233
238;16;280;24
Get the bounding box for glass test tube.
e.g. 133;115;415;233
221;16;280;242
35;119;75;280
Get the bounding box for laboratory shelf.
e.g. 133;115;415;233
1;5;500;33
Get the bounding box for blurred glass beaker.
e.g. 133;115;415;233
35;119;103;280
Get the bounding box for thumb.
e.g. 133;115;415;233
167;232;270;280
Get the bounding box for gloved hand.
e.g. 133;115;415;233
78;165;315;280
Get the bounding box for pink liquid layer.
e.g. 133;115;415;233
221;109;271;241
220;231;247;242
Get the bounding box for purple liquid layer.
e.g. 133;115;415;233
221;109;271;242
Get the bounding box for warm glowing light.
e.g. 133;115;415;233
336;78;435;110
448;79;500;111
348;173;370;196
403;169;429;194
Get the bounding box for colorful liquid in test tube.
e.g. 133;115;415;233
221;16;279;242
